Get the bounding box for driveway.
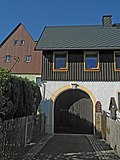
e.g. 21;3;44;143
32;134;119;160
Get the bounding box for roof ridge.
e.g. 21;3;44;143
45;25;102;28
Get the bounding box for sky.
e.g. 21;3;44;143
0;0;120;43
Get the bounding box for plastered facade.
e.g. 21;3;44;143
40;81;120;133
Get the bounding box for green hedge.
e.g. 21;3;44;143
0;68;41;120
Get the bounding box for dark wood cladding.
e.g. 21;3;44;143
42;50;120;81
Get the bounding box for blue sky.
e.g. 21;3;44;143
0;0;120;43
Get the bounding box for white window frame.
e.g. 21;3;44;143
24;55;32;63
5;55;11;62
14;40;18;46
20;40;25;46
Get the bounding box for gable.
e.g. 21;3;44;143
0;23;35;49
0;23;42;74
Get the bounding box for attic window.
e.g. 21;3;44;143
14;40;18;45
20;40;25;46
84;51;99;71
114;52;120;71
53;51;68;71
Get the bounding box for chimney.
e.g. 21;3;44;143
102;15;112;28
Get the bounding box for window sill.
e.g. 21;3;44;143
5;61;11;63
53;68;68;72
25;61;31;63
114;69;120;72
84;68;100;72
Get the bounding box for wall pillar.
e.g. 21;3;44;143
95;101;102;137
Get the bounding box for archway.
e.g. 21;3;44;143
54;89;94;134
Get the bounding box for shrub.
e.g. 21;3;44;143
0;68;41;120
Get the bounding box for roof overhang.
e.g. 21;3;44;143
36;47;120;51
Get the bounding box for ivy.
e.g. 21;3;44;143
0;68;41;120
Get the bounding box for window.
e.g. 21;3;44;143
36;77;42;86
53;51;68;71
84;52;99;71
24;55;32;62
114;52;120;71
20;40;25;46
14;40;18;45
5;55;11;62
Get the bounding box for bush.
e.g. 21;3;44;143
0;68;41;120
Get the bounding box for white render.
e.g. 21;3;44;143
45;81;120;111
40;81;120;133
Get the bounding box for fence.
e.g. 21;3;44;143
101;111;120;157
105;116;120;156
0;113;46;160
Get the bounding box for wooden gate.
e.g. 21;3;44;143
54;89;93;134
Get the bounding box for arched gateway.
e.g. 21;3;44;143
53;86;95;134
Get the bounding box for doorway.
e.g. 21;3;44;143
54;89;93;134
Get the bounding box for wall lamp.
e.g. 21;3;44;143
71;83;78;89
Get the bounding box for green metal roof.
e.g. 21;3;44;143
36;25;120;50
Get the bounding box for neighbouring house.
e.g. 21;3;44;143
36;15;120;134
0;23;42;82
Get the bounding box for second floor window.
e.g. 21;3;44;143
53;51;68;71
114;53;120;71
24;55;32;62
5;55;11;62
84;52;99;71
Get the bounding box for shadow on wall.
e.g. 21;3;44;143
55;96;94;134
39;99;53;133
69;98;93;134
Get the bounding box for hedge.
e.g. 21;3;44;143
0;68;41;120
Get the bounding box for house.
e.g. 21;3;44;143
36;15;120;134
0;23;42;82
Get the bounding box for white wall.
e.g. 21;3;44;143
43;81;120;117
40;81;120;133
